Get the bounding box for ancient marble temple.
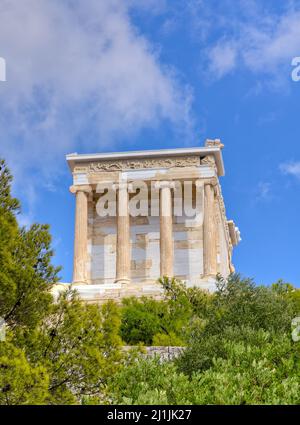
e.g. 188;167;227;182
54;139;240;302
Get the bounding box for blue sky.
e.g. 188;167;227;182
0;0;300;286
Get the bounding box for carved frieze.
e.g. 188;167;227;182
88;156;200;173
201;154;216;166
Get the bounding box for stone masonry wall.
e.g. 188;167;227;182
123;346;186;362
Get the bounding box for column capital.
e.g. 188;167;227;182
154;180;175;190
195;179;204;189
69;184;92;194
203;177;218;187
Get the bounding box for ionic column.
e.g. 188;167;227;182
203;179;217;276
114;182;131;284
70;185;92;284
156;181;174;277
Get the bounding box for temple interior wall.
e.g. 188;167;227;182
86;182;210;286
80;162;233;287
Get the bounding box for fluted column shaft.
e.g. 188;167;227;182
203;180;217;276
157;181;174;277
70;185;92;284
115;183;130;284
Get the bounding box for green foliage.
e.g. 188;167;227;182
0;160;21;323
152;332;184;346
0;160;60;329
177;274;299;376
109;329;300;405
16;291;123;404
272;279;300;313
120;276;210;346
0;159;20;216
159;276;214;319
110;274;300;405
192;332;300;405
3;224;59;329
120;297;166;345
107;356;194;405
211;274;297;332
0;336;49;405
120;279;193;345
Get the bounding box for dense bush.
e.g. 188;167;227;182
107;356;195;405
120;286;190;346
119;277;213;345
107;331;300;405
176;275;300;376
111;275;300;405
120;297;169;345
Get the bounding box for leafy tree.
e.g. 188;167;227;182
159;276;213;319
210;274;297;332
120;297;167;345
17;291;123;404
0;336;49;405
272;279;300;313
0;159;20;321
177;274;299;376
120;280;194;346
3;224;60;329
0;159;60;329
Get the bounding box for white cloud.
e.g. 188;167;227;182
280;161;300;179
243;11;300;74
256;181;272;201
207;41;237;79
192;1;300;82
0;0;193;209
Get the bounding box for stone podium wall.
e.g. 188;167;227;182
85;165;210;287
123;346;186;362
